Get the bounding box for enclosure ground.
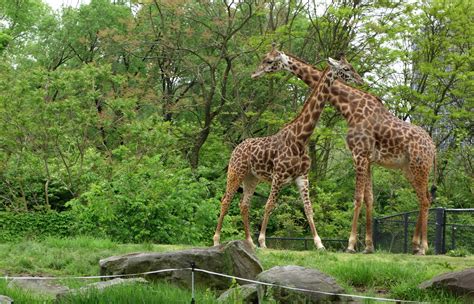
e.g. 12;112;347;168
0;237;473;303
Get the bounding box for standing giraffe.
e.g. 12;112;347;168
213;57;363;249
252;47;437;255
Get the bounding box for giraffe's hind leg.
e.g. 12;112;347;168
362;164;375;254
239;175;259;247
296;175;325;250
347;155;370;253
405;164;431;255
213;167;244;246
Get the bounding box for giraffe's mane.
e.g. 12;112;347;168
284;66;330;127
284;52;313;66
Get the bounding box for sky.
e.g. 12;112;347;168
43;0;90;11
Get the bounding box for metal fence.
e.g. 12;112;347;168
373;208;474;254
256;236;348;251
257;208;474;254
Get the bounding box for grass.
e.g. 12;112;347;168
0;237;473;303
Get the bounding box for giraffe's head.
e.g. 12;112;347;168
251;44;291;79
327;56;364;85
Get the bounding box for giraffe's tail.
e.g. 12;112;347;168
430;151;438;203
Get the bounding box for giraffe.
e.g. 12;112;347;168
213;57;363;249
252;47;437;255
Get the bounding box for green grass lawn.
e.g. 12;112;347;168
0;237;473;303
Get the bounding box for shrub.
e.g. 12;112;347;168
0;211;77;242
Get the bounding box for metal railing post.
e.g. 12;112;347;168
434;208;445;254
190;261;196;304
373;218;379;250
403;213;409;253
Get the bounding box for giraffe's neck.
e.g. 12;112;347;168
285;67;335;143
282;53;364;124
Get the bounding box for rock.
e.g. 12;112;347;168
217;284;258;304
0;295;14;304
57;278;148;300
7;278;69;297
419;268;474;298
256;265;349;303
99;240;263;291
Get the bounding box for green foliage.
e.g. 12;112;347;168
68;154;218;244
0;211;76;242
446;247;471;258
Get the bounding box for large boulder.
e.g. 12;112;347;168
7;278;69;297
217;284;258;304
57;278;148;300
99;240;263;291
0;295;14;304
419;268;474;298
256;265;349;303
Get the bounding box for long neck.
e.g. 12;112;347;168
282;52;386;126
285;67;334;143
282;53;323;87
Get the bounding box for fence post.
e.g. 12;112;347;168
403;213;409;253
190;261;196;304
373;218;379;250
434;208;445;254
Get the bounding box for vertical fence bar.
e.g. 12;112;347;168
434;208;445;254
442;210;447;253
403;213;409;253
451;225;456;250
190;262;196;304
373;219;379;250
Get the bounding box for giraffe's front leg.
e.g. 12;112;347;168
258;176;284;248
347;155;369;253
295;176;325;250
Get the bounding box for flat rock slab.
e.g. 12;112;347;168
100;240;263;291
256;265;350;303
217;284;258;304
57;277;148;300
419;267;474;298
8;278;69;297
0;295;14;304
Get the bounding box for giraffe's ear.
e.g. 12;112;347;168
328;57;339;66
271;42;276;51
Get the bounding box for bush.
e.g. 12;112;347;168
0;211;77;242
67;154;219;245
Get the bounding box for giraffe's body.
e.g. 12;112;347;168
213;58;363;249
252;49;436;255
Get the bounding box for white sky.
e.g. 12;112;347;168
43;0;90;11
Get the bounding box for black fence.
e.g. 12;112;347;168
257;208;474;254
374;207;474;254
254;236;348;251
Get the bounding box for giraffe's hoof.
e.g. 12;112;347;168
362;247;374;254
345;248;356;254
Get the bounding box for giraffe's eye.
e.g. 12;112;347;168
265;60;273;64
